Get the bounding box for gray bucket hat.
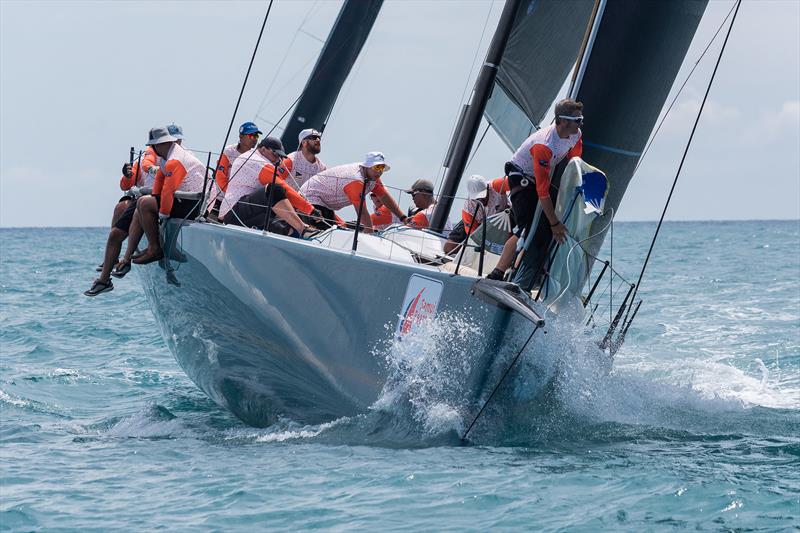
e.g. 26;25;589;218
146;126;178;146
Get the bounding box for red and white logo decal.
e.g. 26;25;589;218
395;274;443;340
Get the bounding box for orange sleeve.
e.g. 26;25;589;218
259;160;313;214
215;154;231;192
567;137;583;160
120;161;138;190
371;206;393;227
462;208;480;235
140;148;158;177
159;159;187;216
408;211;429;229
343;180;365;208
371;178;387;197
530;143;554;199
492;176;509;194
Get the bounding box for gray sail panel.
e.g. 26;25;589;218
577;0;708;258
513;0;708;290
485;0;595;151
280;0;383;153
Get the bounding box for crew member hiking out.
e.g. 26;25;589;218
300;152;406;232
486;98;583;281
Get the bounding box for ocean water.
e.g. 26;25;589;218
1;221;798;531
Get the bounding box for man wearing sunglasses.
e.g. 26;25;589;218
300;151;406;232
287;128;327;191
214;121;262;195
486;98;584;281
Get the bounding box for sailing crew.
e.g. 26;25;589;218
403;179;451;232
220;137;317;222
84;126;200;295
286;128;326;191
214;121;262;194
486;98;584;281
444;174;511;254
370;192;399;231
300;152;407;232
221;137;315;236
132;126;207;265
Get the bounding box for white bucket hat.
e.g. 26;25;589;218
146;126;178;146
298;128;322;144
467;174;488;200
166;123;184;140
361;151;390;171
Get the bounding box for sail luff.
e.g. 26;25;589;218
280;0;383;153
430;0;522;233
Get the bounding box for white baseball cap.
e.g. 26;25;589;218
298;128;322;143
467;175;488;200
361;151;390;171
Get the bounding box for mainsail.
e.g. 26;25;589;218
514;0;708;288
485;0;595;150
280;0;383;153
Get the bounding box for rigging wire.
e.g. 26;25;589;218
628;0;741;312
214;0;274;173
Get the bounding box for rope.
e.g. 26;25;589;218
461;324;540;442
629;0;741;310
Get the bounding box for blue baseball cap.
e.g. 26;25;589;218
239;122;262;135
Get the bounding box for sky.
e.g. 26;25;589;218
1;0;798;228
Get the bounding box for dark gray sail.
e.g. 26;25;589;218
280;0;383;153
485;0;595;150
514;0;708;288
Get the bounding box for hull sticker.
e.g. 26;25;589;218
395;274;444;340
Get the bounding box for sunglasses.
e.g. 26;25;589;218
372;164;386;172
558;115;584;125
304;135;321;141
243;133;260;139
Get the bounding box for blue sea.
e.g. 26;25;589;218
1;221;798;531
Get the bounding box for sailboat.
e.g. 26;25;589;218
138;0;708;428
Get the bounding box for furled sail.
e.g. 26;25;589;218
280;0;383;153
484;0;595;150
514;0;708;290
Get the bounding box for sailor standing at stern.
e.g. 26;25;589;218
487;98;583;281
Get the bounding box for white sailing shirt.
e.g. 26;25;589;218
286;151;326;191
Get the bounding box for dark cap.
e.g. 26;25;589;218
404;178;434;194
258;136;284;153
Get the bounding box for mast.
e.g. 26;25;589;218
280;0;383;153
429;0;522;233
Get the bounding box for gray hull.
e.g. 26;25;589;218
139;221;542;427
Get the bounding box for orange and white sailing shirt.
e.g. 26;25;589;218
286;151;326;191
152;143;207;216
510;123;582;198
300;163;387;212
214;143;247;193
119;146;159;190
371;204;399;231
462;176;510;235
406;203;453;232
220;149;314;220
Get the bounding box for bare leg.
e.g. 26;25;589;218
98;228;127;283
494;235;518;273
119;209;143;264
443;240;461;255
137;196;161;255
271;199;307;234
110;199;131;227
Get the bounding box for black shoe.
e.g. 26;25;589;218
95;263;103;272
84;279;113;297
110;260;131;279
486;268;505;281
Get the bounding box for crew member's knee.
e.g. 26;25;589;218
109;227;127;242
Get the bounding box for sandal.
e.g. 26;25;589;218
132;250;163;265
84;279;113;297
111;260;132;279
